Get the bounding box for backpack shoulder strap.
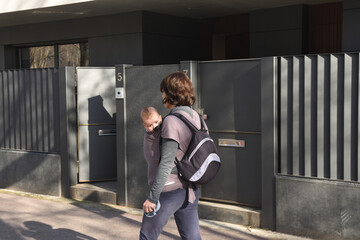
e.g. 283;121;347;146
169;112;199;133
199;115;206;131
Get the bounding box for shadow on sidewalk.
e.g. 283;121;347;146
0;219;23;240
68;199;266;240
22;221;96;240
69;199;182;240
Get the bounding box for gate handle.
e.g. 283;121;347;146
98;129;116;136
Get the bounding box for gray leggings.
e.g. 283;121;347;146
139;188;201;240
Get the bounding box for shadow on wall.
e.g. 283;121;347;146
77;95;117;182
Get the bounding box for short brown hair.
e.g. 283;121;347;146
140;106;159;122
160;71;195;106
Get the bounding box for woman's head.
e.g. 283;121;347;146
160;71;196;108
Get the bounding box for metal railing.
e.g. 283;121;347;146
0;68;60;153
278;53;359;182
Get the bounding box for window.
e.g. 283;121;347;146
59;43;89;67
20;42;88;68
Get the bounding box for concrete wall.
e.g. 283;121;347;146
0;150;61;196
276;176;360;240
0;12;143;67
0;45;5;70
142;12;200;65
308;2;342;54
0;12;143;45
200;14;249;60
0;67;76;197
343;0;360;52
0;11;200;68
0;3;349;65
89;34;143;66
0;45;3;69
250;5;307;58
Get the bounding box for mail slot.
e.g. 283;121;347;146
98;129;116;136
218;139;245;148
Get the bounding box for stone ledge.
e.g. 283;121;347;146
70;183;117;205
198;201;261;227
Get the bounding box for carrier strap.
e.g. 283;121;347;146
169;112;206;133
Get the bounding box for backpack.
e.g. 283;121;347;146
170;112;221;184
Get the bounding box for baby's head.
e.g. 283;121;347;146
140;107;162;133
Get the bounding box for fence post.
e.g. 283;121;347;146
261;57;278;230
58;67;77;197
0;45;4;69
180;61;201;113
115;64;132;206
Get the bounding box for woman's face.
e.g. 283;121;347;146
162;92;175;109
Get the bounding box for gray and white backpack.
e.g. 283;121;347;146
170;112;221;185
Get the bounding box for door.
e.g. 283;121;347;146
77;67;117;182
122;64;180;207
118;60;262;208
199;59;262;207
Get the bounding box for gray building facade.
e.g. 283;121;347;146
1;1;360;239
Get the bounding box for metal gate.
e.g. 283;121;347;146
199;59;261;207
119;64;181;207
77;67;117;182
119;59;262;207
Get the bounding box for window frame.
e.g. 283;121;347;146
17;40;88;69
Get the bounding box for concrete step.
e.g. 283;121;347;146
70;182;261;228
70;182;117;205
198;201;261;227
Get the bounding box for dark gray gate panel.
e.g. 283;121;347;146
330;55;343;179
292;56;302;176
344;54;355;181
0;68;60;153
199;59;262;207
78;125;116;180
58;67;77;196
115;64;127;206
124;64;180;208
116;60;262;208
317;55;330;178
280;57;291;175
261;57;278;230
77;67;117;182
278;53;360;182
0;67;76;197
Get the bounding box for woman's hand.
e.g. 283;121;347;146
143;199;156;213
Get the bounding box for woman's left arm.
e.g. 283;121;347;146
143;138;178;212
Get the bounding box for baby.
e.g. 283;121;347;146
140;106;184;192
141;106;162;134
140;107;162;186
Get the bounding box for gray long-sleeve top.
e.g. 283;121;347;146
147;106;195;204
147;139;178;203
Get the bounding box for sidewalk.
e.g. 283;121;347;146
0;189;312;240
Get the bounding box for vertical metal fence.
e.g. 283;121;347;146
0;68;60;153
278;53;359;182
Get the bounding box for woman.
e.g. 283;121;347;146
139;71;204;240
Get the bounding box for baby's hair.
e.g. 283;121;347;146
140;106;159;121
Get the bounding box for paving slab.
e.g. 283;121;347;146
0;189;313;240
